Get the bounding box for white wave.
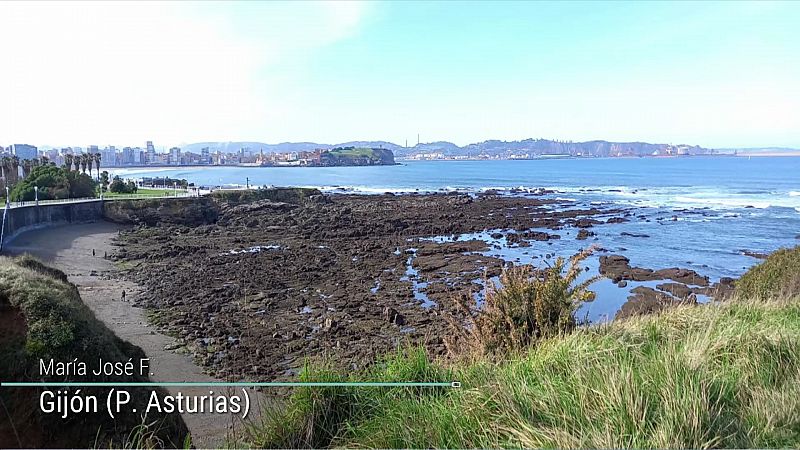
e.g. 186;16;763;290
790;191;800;197
673;196;773;209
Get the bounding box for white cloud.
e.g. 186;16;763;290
0;1;370;148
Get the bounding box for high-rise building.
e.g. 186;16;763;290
122;147;134;165
102;146;117;167
169;147;181;165
146;141;155;164
10;144;38;160
201;147;210;164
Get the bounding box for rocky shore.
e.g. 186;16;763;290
107;191;736;380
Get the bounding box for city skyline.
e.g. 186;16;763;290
2;1;799;148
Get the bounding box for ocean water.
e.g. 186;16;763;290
112;157;800;321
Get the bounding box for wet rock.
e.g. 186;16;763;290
600;254;709;286
616;287;694;320
653;268;709;286
574;218;601;228
505;233;523;246
606;217;628;224
114;192;627;380
522;231;560;241
621;232;650;238
656;282;692;299
576;229;594;240
741;250;768;259
383;307;405;326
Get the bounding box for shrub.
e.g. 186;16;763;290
446;248;598;358
109;175;138;194
736;246;800;301
9;165;96;201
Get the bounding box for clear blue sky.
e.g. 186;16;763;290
1;1;798;148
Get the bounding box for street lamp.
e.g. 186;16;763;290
5;186;8;206
34;186;39;206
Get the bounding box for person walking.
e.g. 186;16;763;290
121;290;127;302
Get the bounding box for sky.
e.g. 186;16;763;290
1;1;799;149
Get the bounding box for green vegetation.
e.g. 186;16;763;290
103;188;177;198
736;246;800;301
109;175;139;194
8;164;96;201
0;255;187;447
446;250;598;358
321;147;395;165
240;247;800;449
327;147;379;158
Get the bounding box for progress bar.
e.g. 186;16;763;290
1;381;461;388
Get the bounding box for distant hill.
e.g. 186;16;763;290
181;138;717;158
181;141;403;155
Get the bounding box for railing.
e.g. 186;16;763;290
7;197;99;208
103;192;194;201
4;192;196;209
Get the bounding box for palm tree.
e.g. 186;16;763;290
1;156;9;187
94;153;102;180
87;155;93;178
64;153;73;171
11;156;19;184
80;154;88;174
21;159;31;179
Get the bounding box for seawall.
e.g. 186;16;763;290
0;200;105;249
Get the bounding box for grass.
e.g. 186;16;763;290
102;188;182;198
327;147;379;158
239;297;800;449
0;255;188;448
238;247;800;449
736;246;800;301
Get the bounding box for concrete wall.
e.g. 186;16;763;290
0;200;105;248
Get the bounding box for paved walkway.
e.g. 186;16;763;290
7;222;264;448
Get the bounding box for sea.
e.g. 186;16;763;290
111;156;800;322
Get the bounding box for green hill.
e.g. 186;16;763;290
320;147;396;166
